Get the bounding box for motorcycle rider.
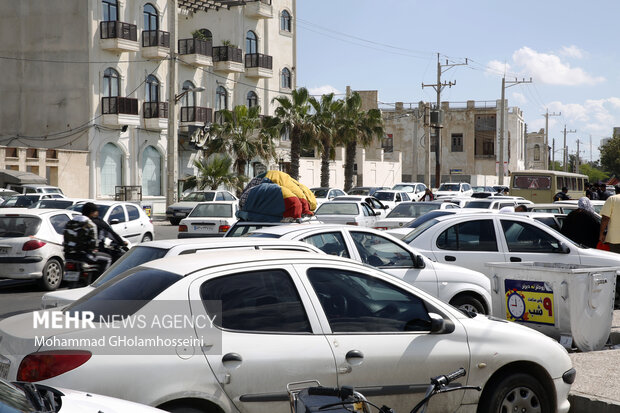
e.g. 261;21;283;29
63;202;112;274
84;203;128;263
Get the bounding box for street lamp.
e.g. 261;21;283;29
174;86;205;104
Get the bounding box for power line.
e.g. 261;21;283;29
0;55;152;64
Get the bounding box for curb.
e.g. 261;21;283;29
569;393;620;413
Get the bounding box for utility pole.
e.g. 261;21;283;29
499;77;532;184
422;102;432;187
562;125;577;172
552;138;555;169
542;109;561;170
166;0;178;207
422;53;467;187
590;135;593;163
576;139;580;174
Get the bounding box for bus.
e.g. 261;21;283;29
510;170;587;203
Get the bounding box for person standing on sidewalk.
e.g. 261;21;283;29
599;185;620;253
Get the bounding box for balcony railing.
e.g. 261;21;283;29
102;97;138;115
245;53;272;69
142;30;170;48
248;0;272;4
178;38;212;56
143;102;169;119
100;21;137;41
180;107;213;124
212;46;243;63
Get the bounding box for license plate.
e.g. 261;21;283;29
64;271;80;282
175;212;186;217
0;356;10;380
0;247;9;254
193;225;214;231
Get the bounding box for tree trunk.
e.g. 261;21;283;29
344;141;357;192
290;126;301;180
320;139;331;188
237;160;246;178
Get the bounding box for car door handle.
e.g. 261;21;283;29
445;255;456;262
222;353;242;363
345;350;364;360
510;257;522;262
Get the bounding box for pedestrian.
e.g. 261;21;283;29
553;186;570;202
598;183;609;201
514;204;527;212
422;188;434;201
599;185;620;253
561;197;600;248
585;183;595;200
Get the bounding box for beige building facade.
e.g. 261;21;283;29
0;0;295;212
525;128;547;170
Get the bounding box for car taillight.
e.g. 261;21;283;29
374;227;388;230
65;262;78;271
219;225;231;233
179;225;188;232
17;350;91;382
22;240;46;251
346;222;359;226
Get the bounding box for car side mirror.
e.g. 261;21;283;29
414;254;426;269
383;205;389;209
429;313;455;334
110;219;120;225
558;242;570;253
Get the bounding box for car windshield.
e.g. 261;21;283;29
43;188;63;194
406;210;455;228
0;217;42;237
29;199;74;209
401;218;440;244
392;184;414;193
438;184;460;191
348;188;369;195
91;246;169;287
464;201;492;209
312;189;328;198
226;224;271;237
0;380;35;412
182;192;215;202
315;203;359;215
69;203;111;217
1;196;39;207
189;203;232;218
386;203;439;218
373;192;395;201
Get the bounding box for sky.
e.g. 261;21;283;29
295;0;620;163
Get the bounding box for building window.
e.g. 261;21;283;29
382;134;393;153
281;68;292;89
102;68;119;98
215;86;228;111
146;75;159;103
142;146;161;196
475;114;495;156
101;143;123;197
102;0;118;22
534;144;541;161
181;80;195;107
451;133;463;152
143;3;158;31
246;30;257;54
247;91;258;108
195;28;212;42
280;10;291;32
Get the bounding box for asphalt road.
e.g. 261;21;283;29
0;217;178;319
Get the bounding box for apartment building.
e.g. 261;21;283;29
525;128;547;170
0;0;295;211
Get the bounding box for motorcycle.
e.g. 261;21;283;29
63;237;130;288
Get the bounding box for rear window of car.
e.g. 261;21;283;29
183;192;215;202
225;224;272;237
406;210;455;228
387;203;438;218
438;184;460;191
373;192;395;201
189;203;233;218
0;217;42;237
392;185;414;193
34;200;74;209
92;246;169;287
464;201;492;209
312;189;328;198
315;203;359;215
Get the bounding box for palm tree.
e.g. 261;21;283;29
338;92;385;192
182;154;245;191
272;88;316;180
310;93;344;187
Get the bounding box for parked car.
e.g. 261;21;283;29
526;203;579;214
313;200;378;227
40;237;322;308
8;184;64;195
372;190;412;209
0;189;19;200
332;195;390;218
0;378;165;413
403;212;620;275
347;186;390;196
472;185;496;193
0;194;65;208
555;199;605;214
69;201;154;244
391;182;428;201
463;198;532;210
28;198;89;210
0;208;78;290
0;250;574;413
178;201;239;238
374;201;460;230
434;182;474;198
250;225;492;313
310;187;347;206
165;190;237;225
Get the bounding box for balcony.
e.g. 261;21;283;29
212;46;244;73
245;53;273;78
101;97;140;128
244;0;272;18
143;102;169;130
142;30;170;59
100;21;139;52
178;38;213;67
180;107;213;132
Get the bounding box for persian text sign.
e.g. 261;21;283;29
505;279;554;325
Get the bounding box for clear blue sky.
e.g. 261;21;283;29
296;0;620;163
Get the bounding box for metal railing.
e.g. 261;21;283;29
212;46;243;63
142;30;170;48
143;102;169;118
102;97;138;115
245;53;272;69
180;107;213;123
100;21;137;41
178;38;212;56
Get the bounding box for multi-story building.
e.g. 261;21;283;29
382;99;525;187
525;128;547;170
0;0;295;212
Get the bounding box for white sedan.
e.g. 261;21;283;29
178;201;239;238
250;225;492;314
374;201;460;230
371;190;412;210
0;251;574;413
0;208;78;290
332;195;390;218
313;200;378;227
403;212;620;275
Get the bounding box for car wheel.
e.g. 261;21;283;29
169;218;181;225
141;233;153;243
39;258;63;291
450;294;486;315
479;373;551;413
